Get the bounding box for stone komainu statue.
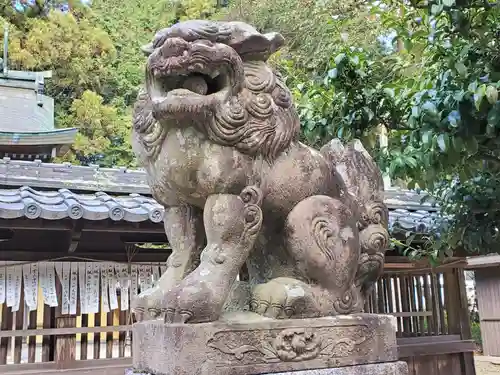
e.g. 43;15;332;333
131;20;389;323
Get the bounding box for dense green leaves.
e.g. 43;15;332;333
220;0;383;71
1;0;217;167
3;0;500;259
57;90;134;166
230;0;500;259
377;0;500;259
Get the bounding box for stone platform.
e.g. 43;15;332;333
128;362;408;375
265;362;408;374
132;313;407;375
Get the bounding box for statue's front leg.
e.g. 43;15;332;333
164;187;263;323
131;204;204;321
161;205;205;287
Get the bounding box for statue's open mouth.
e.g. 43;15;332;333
145;38;244;115
149;70;229;98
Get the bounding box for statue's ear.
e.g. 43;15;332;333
141;43;154;56
227;29;285;61
263;32;285;54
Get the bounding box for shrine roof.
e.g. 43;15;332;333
0;128;78;146
0;158;149;194
0;158;439;205
0;182;441;235
0;71;77;147
0;186;164;223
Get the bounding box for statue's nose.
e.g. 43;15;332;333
158;38;189;59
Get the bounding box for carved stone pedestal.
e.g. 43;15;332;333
132;313;407;375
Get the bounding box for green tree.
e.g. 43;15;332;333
2;0;217;167
56;90;135;166
1;2;131;166
89;0;218;106
220;0;383;71
375;0;500;258
2;4;115;104
275;0;500;259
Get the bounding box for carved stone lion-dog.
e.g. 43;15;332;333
130;20;389;324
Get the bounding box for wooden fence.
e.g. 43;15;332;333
366;268;476;374
0;265;476;375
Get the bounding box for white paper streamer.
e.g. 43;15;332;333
14;266;22;312
115;264;129;289
69;263;78;315
85;263;93;313
100;264;110;313
30;263;39;310
22;264;32;309
138;265;146;290
108;264;118;311
0;265;5;304
131;265;138;297
78;263;87;314
7;266;22;312
6;265;15;308
116;265;129;311
56;262;71;314
152;265;160;283
45;262;58;307
23;263;38;311
160;265;167;275
139;265;153;290
88;263;100;314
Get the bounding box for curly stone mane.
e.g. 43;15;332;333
207;61;300;161
132;88;165;163
132;20;301;163
132;61;300;162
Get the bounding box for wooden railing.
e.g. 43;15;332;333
365;271;450;337
0;267;476;375
366;269;476;374
0;296;131;367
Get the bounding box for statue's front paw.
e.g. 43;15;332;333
131;284;165;322
250;278;317;319
163;275;224;324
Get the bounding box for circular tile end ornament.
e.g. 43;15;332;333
149;208;164;223
110;206;125;221
24;202;42;219
68;204;84;220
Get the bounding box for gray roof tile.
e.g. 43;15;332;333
389;208;439;234
0;186;164;222
0;186;440;234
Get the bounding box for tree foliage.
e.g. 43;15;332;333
1;0;217;167
219;0;383;71
223;0;500;259
58;90;134;166
378;0;500;259
3;0;500;259
261;0;500;259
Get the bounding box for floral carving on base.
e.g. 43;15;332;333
206;325;373;365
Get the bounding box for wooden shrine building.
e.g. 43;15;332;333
0;27;77;161
466;255;500;357
0;24;476;375
0;160;477;375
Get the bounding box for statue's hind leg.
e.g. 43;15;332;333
250;195;364;318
